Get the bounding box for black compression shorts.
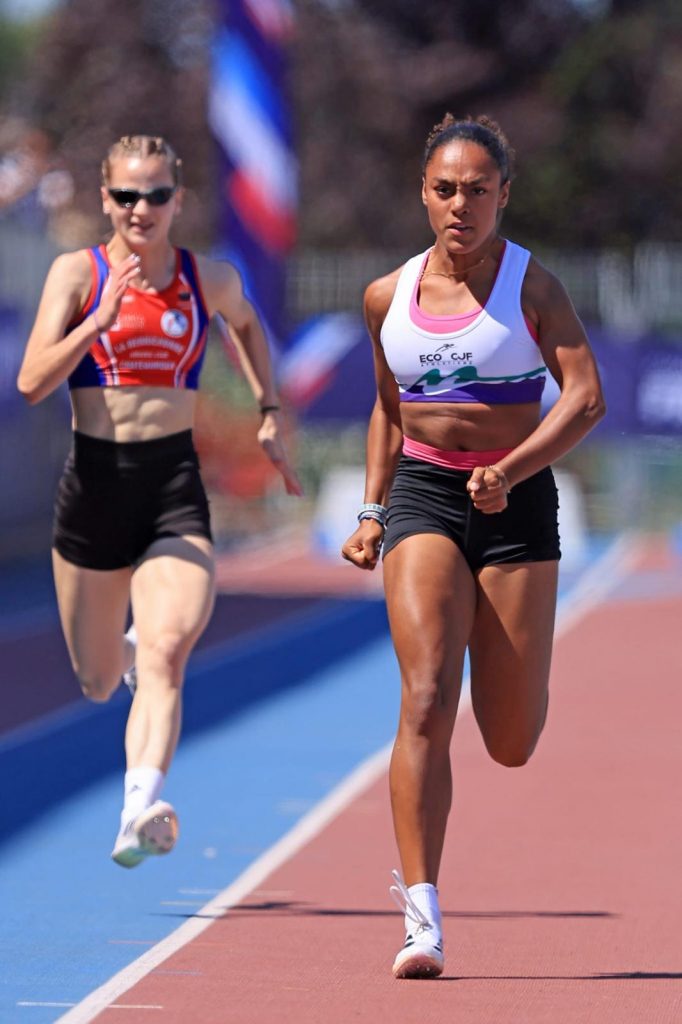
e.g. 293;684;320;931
382;455;561;571
53;430;212;570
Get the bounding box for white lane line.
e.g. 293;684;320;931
177;889;220;895
158;900;208;907
150;970;202;976
554;531;645;639
108;940;155;946
56;532;635;1024
18;1002;163;1011
251;889;295;898
54;744;393;1024
19;1003;76;1008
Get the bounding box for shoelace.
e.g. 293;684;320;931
389;869;432;936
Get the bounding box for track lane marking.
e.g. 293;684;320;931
55;531;640;1024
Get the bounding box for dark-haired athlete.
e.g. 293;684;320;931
342;114;605;978
18;134;302;868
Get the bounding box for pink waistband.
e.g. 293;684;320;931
403;436;512;470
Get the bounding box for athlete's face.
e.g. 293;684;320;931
421;140;509;254
102;156;182;250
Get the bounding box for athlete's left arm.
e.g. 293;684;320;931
468;261;606;509
196;255;303;496
503;261;606;483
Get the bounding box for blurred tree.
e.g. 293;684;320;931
0;0;679;251
0;15;42;99
526;0;682;246
19;0;217;248
292;0;681;249
291;0;587;249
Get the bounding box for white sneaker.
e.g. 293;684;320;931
122;624;137;697
111;800;179;869
390;870;444;979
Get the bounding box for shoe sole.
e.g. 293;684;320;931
136;801;179;857
111;844;145;869
111;802;178;868
392;951;444;979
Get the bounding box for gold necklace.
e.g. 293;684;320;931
422;247;493;281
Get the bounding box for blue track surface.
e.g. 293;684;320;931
0;551;602;1022
1;630;398;1022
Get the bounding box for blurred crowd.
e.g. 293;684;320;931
0;118;74;236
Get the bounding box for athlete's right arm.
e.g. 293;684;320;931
17;250;139;404
341;270;403;571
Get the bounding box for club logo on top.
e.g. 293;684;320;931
161;310;189;338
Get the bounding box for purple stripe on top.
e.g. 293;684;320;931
400;378;546;404
68;247;110;390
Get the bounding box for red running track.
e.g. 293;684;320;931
76;536;682;1023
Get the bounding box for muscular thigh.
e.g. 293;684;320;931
130;535;215;654
469;560;558;745
52;548;132;675
383;533;476;709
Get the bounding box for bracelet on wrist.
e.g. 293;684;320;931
358;502;387;518
358;511;386;529
260;404;280;415
357;503;388;527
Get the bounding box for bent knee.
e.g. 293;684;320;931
490;748;532;768
76;669;120;703
142;630;193;681
485;730;543;768
480;692;549;768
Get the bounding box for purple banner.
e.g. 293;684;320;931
0;307;26;420
635;343;682;435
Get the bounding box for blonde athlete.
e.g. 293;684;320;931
18;135;301;868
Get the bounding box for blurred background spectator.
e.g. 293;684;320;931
0;0;680;563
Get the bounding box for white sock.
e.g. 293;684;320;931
121;765;164;828
406;882;442;943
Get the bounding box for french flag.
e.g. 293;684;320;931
209;1;297;349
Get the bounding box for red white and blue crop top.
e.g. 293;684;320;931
68;245;210;390
380;240;546;404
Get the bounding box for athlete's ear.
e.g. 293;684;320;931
170;185;184;219
498;180;510;209
101;185;110;216
421;177;427;206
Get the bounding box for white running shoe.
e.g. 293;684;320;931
122;624;137;697
390;869;444;979
111;800;179;869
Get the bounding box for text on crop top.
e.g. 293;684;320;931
68;245;210;390
379;240;546;404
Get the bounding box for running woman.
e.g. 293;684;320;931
341;114;605;978
18;135;302;868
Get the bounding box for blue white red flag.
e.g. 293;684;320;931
209;0;297;351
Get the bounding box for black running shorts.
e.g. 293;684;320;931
53;430;212;570
382;455;561;571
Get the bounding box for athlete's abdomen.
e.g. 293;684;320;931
70;386;198;443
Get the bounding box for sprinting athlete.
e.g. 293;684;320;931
18;134;302;868
342;114;605;978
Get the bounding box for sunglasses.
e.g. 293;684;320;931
107;186;176;208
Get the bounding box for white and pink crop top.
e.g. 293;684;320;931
380;240;546;404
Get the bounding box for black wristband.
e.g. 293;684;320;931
260;404;280;415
